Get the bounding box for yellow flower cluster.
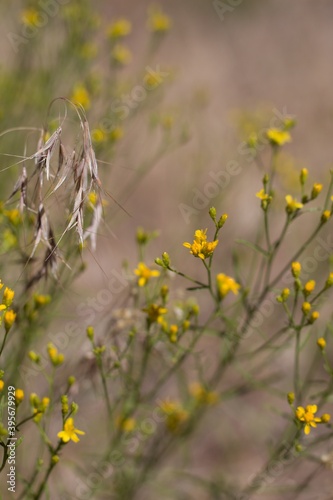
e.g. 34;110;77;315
134;262;160;287
71;84;91;110
148;8;171;33
256;189;272;210
295;405;331;435
183;229;219;260
15;389;24;405
143;304;167;324
115;415;136;433
30;393;50;423
111;44;132;66
21;8;40;27
216;273;240;299
58;418;85;443
0;282;16;332
159;399;188;432
285;195;303;214
189;383;218;405
107;18;132;39
266;128;291;146
47;343;64;367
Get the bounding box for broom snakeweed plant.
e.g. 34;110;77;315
0;5;332;498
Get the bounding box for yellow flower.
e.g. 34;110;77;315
287;392;295;405
71;85;90;110
0;380;4;391
317;337;326;350
301;302;311;315
33;294;51;307
321;210;331;223
4;209;21;226
277;288;290;303
308;311;319;324
285;195;303;214
79;42;97;60
15;389;24;405
325;272;333;288
47;343;64;367
159;399;188;433
296;405;320;434
91;128;106;143
109;126;124;142
116;416;136;433
291;261;301;278
216;273;240;299
256;189;272;210
32;395;50;422
148;8;171;33
169;324;178;343
21;8;39;27
142;304;167;324
321;413;331;424
183;229;219;260
0;280;3;290
189;383;218;405
111;44;132;66
134;262;160;287
304;280;315;296
28;351;41;364
311;183;323;199
107;18;132;39
296;405;329;435
57;418;85;443
266;128;291;146
1;229;17;251
2;287;14;307
256;189;270;201
4;310;16;331
300;168;308;185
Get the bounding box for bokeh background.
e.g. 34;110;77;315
1;1;333;498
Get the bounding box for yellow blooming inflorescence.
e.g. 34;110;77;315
107;18;132;39
302;302;311;315
148;7;171;33
277;288;290;303
47;343;64;367
30;393;50;423
134;262;160;287
57;418;85;443
71;84;91;110
317;337;326;350
21;8;40;27
183;229;219;260
266;128;291;147
256;189;272;209
4;209;21;226
311;183;323;199
303;280;315;296
109;126;124;142
0;281;16;332
116;416;136;433
291;261;301;278
300;168;308;185
159;399;188;433
15;389;24;405
216;273;240;299
285;195;303;214
111;44;132;66
142;304;167;324
189;383;218;406
295;405;331;435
